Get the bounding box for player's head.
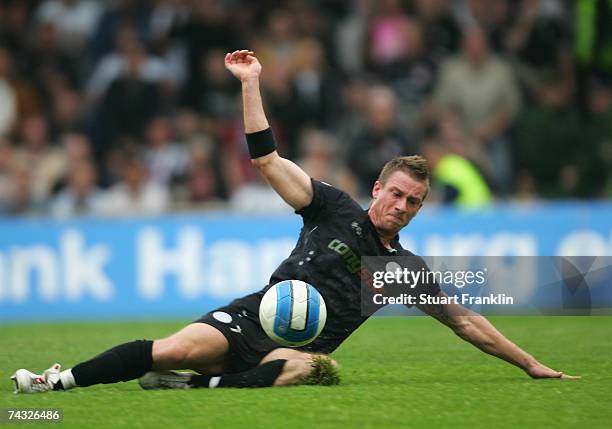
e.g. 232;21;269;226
369;156;430;235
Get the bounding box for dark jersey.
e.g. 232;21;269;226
230;179;440;354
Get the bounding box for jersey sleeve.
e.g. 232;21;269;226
412;258;441;299
295;179;356;222
399;252;441;306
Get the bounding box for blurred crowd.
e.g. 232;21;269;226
0;0;611;217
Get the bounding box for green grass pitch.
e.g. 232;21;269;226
1;316;611;428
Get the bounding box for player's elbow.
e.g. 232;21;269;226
251;151;277;170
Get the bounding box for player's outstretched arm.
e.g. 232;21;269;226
417;291;580;379
225;50;313;210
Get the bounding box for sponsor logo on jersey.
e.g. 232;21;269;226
328;239;361;274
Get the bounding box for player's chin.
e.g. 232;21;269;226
385;218;406;232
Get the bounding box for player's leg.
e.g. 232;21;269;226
11;323;230;393
259;348;339;386
151;323;229;374
147;348;339;389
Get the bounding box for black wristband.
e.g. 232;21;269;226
246;128;277;159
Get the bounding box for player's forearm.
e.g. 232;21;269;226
253;152;313;209
457;315;538;372
241;78;269;133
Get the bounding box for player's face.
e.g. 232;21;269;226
369;171;427;235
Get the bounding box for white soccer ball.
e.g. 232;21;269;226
258;280;327;347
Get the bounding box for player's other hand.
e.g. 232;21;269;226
526;362;580;380
225;50;261;82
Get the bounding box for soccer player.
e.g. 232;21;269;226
11;50;578;393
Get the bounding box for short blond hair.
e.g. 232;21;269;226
377;155;430;192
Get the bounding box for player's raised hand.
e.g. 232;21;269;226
225;50;261;82
526;362;580;380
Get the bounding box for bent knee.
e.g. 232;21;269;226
152;339;191;369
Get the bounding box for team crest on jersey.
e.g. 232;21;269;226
212;311;233;324
351;221;363;238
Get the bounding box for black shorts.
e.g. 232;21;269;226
193;303;282;373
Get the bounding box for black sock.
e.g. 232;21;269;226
71;340;154;387
189;359;287;388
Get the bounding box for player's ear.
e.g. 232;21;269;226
372;181;382;199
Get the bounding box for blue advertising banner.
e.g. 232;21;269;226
0;203;610;321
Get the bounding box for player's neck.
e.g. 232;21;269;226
367;210;396;249
378;234;394;250
374;224;396;249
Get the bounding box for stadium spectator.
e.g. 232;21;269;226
577;80;612;197
34;0;103;53
96;153;169;216
0;1;31;56
0;137;15;212
506;0;573;98
457;0;513;53
252;8;305;158
143;116;189;186
334;78;370;153
183;48;240;117
348;85;416;196
288;0;328;39
422;140;493;208
366;0;412;73
514;79;580;198
1;167;40;215
287;38;340;158
412;0;461;63
86;24;172;101
207;113;254;194
382;19;437;129
436;113;496;187
432;24;521;193
296;128;357;199
48;86;86;138
12;114;68;203
173;108;203;144
573;0;612;120
90;0;152;60
169;0;238;106
254;8;300;72
96;39;165;144
58;131;94;180
0;46;17;137
47;131;95;193
230;174;293;215
574;0;612;83
145;0;187;91
22;18;83;104
171;134;228;210
48;159;104;217
333;0;369;75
